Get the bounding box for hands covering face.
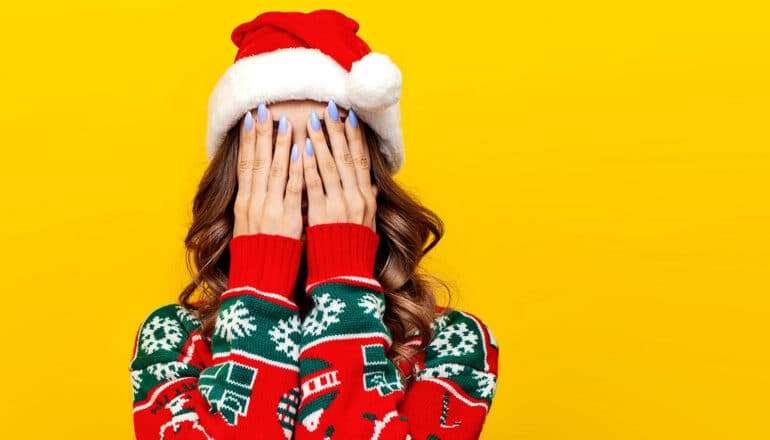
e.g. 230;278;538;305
232;101;378;241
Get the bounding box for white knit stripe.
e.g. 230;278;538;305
221;285;297;308
419;377;490;412
133;377;194;412
299;332;393;356
305;275;383;294
461;311;490;372
181;333;203;365
214;348;300;372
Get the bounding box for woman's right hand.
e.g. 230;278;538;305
232;104;304;240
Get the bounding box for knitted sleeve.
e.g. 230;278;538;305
294;222;499;439
129;233;304;440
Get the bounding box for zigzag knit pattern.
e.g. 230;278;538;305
129;222;499;439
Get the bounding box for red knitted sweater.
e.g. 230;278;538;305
129;222;499;439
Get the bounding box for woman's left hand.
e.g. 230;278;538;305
303;103;378;232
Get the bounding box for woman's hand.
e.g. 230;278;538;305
233;105;304;240
303;102;378;232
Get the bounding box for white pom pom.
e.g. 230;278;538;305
347;52;402;112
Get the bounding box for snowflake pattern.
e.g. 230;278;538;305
130;369;143;395
176;306;201;328
416;363;467;381
140;315;184;355
471;370;497;398
430;322;479;358
357;293;385;319
303;292;346;337
268;315;301;362
215;299;258;342
430;312;451;333
147;361;188;381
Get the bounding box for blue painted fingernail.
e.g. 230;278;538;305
257;102;267;122
328;100;339;121
305;137;314;156
291;143;299;161
310;110;321;131
244;111;253;130
348;109;358;128
279;113;288;134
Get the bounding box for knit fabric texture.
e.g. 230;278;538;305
129;222;499;439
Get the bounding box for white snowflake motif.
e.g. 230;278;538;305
471;370;497;398
215;300;257;342
147;361;188;381
176;306;201;328
268;315;301;362
130;370;143;394
357;293;385;319
416;363;466;381
303;292;346;337
430;312;451;333
140;315;184;355
430;322;479;358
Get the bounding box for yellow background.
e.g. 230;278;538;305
1;1;768;438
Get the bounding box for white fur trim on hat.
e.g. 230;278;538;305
206;47;405;174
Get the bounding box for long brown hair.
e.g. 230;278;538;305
178;117;455;383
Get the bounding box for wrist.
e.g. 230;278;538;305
304;222;381;293
227;233;304;298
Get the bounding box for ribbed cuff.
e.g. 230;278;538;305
227;233;304;298
305;222;380;289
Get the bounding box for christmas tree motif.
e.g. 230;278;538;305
357;293;385;319
140;315;184;355
175;306;202;329
269;314;301;362
471;369;497;399
361;343;404;396
303;292;346;337
430;321;479;359
298;357;342;432
361;410;409;439
214;299;257;343
277;386;300;439
197;361;258;426
159;394;214;440
147;361;188;381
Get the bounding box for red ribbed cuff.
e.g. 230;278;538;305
305;222;380;289
227;233;304;298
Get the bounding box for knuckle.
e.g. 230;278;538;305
252;158;268;173
305;173;322;188
322;158;337;173
353;154;370;169
238;158;253;174
269;163;284;178
285;180;303;195
341;151;354;167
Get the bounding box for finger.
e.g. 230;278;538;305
303;137;325;222
251;102;272;202
284;142;304;225
236;110;256;201
323;100;358;192
344;109;372;189
266;113;292;203
307;110;343;199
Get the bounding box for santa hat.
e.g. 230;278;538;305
206;9;405;174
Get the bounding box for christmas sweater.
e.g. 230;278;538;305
129;222;499;439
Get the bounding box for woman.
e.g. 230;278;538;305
129;9;499;440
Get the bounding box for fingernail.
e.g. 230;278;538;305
305;137;314;156
310;110;321;131
257;102;267;122
291;143;299;161
244;111;253;131
348;109;358;128
327;100;339;121
279;113;288;134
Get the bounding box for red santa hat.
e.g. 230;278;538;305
206;9;405;174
